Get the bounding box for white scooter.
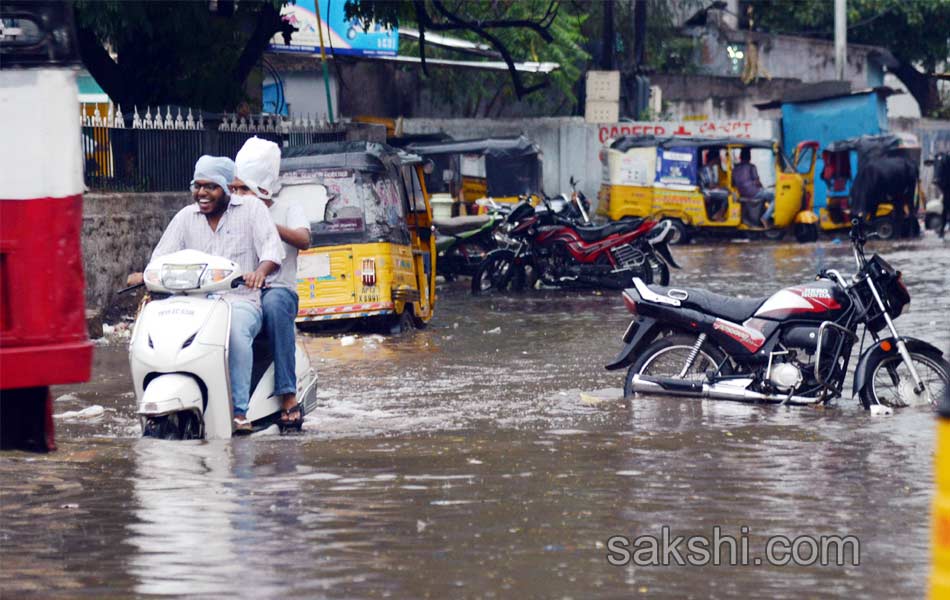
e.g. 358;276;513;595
129;250;318;439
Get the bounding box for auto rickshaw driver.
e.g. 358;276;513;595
700;146;728;221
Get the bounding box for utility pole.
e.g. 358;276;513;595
602;0;615;70
834;0;847;81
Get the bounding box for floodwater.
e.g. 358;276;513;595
2;236;949;599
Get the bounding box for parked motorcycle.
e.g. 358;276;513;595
128;250;318;439
471;195;680;295
606;219;949;411
435;210;507;280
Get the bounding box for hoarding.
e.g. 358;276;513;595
269;0;398;57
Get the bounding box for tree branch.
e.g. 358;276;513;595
74;21;127;104
429;0;549;99
234;2;297;87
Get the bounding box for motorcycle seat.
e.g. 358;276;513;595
433;215;492;236
573;220;642;242
645;284;768;323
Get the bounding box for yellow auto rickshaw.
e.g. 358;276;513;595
819;133;924;239
597;136;820;243
277;141;436;331
405;135;543;214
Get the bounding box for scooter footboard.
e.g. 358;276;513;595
140;374;203;417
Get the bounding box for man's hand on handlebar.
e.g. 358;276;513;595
127;272;144;286
242;269;268;289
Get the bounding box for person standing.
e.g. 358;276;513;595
128;155;284;433
232;137;310;427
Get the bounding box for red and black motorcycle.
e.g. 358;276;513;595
471;194;679;295
605;219;949;411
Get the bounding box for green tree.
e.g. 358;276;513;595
73;0;295;111
343;0;588;104
744;0;950;116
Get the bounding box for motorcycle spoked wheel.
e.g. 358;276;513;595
143;411;203;440
624;334;729;397
471;250;524;295
860;348;950;410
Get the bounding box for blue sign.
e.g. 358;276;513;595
656;146;697;185
270;0;398;57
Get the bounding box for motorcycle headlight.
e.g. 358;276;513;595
161;263;206;290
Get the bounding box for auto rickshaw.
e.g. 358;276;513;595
277;141;437;330
598;135;820;243
819;133;923;239
405;135;543;214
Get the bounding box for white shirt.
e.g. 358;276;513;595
265;197;310;293
152;195;284;306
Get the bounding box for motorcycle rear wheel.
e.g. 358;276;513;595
624;334;728;397
859;348;950;410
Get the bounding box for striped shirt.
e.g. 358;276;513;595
152;195;284;306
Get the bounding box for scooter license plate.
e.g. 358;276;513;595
622;320;638;343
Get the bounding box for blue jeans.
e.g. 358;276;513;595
261;287;299;397
229;301;263;416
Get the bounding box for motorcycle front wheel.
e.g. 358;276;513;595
471;250;523;295
859;348;950;410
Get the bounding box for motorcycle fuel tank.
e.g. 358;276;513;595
753;280;851;322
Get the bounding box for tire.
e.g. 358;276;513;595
926;214;943;231
872;216;897;240
471;250;518;295
385;307;414;334
793;222;818;243
859;348;950;410
142;411;202;440
763;227;786;241
410;304;429;329
624;334;729;397
662;219;690;245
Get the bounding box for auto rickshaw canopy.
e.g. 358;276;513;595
405;135;542;199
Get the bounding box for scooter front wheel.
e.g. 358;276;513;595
142;411;203;440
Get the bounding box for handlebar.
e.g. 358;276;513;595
117;282;145;295
231;276;246;289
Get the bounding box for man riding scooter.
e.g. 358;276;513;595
127;155;284;433
232;137;310;428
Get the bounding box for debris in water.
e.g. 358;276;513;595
484;327;501;334
579;393;603;405
54;405;105;420
416;520;428;533
341;335;356;346
55;393;80;403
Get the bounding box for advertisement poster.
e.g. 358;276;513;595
656;147;697;186
269;0;398;57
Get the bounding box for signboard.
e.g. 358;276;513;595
597;119;777;144
656;147;697;186
270;0;398;57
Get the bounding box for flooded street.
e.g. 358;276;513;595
2;237;949;598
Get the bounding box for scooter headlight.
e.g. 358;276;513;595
199;268;234;287
161;263;206;290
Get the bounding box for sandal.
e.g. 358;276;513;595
233;414;253;435
279;404;304;430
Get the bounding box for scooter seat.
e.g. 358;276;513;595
433;215;492;236
647;284;768;323
573;220;642;242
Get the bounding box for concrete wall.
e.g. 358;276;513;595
82;193;192;312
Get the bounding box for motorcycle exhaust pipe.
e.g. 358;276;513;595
628;375;822;405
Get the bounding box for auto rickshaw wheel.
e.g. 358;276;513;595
793;223;818;243
872;216;897;240
762;228;786;241
661;219;690;245
410;304;430;329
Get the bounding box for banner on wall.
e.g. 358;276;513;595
597;119;777;144
269;0;398;57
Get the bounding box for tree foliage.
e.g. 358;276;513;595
343;0;588;105
743;0;950;115
73;0;294;111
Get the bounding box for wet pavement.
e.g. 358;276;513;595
2;235;949;599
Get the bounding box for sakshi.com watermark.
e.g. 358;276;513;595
606;526;860;567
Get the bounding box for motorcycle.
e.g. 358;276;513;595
434;200;510;280
605;219;949;412
128;250;318;439
471;194;680;295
